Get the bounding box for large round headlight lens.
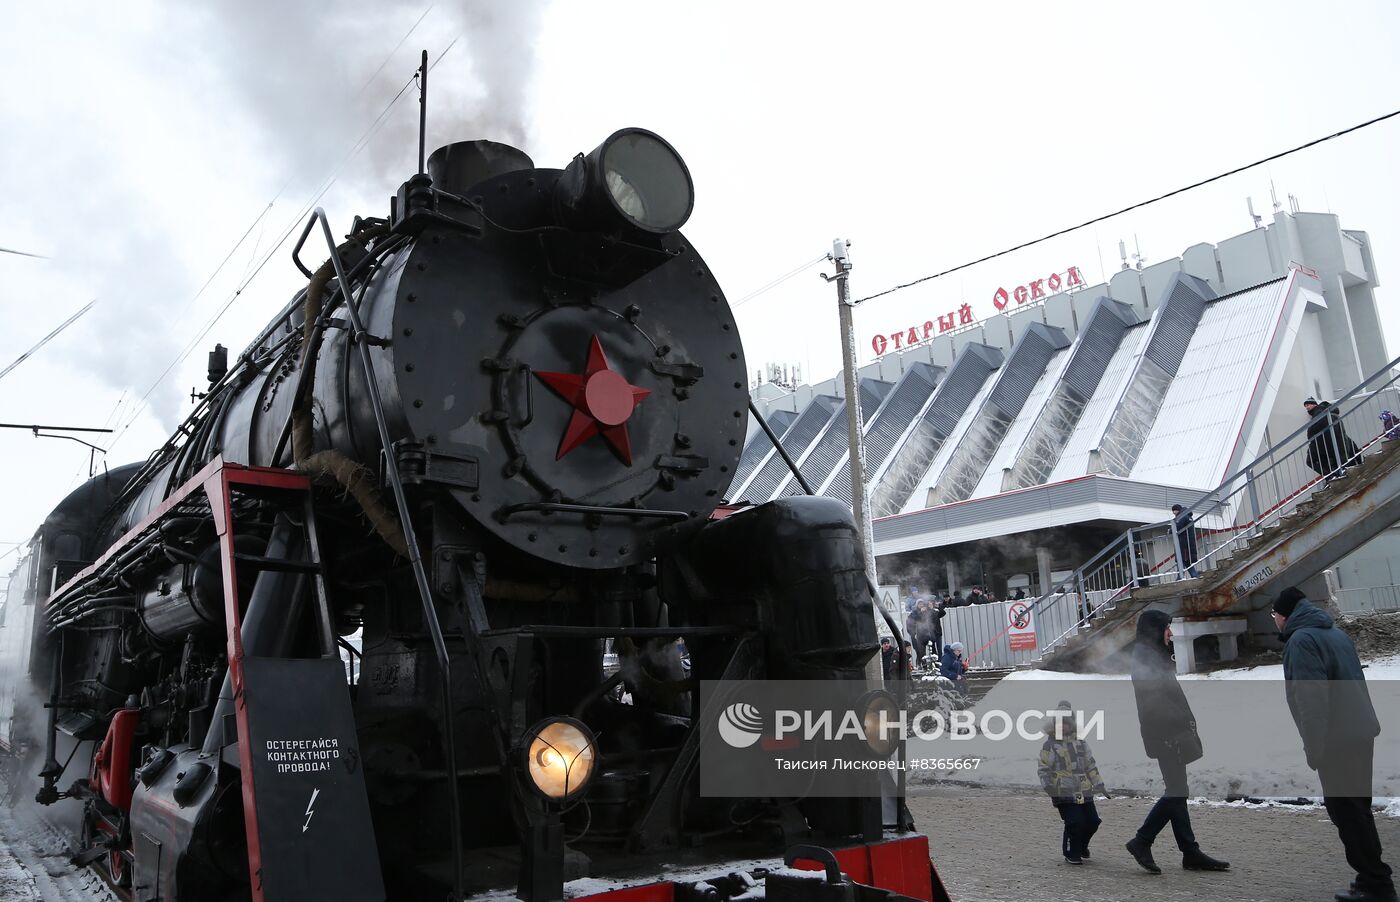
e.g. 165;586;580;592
555;128;695;236
522;717;597;802
858;689;901;758
600;130;693;233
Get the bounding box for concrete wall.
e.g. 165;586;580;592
1289;212;1366;390
1335;527;1400;596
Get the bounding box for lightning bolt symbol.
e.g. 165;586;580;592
303;787;320;833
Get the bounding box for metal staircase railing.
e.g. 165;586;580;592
1028;351;1400;661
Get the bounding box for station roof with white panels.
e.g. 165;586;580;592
742;209;1378;557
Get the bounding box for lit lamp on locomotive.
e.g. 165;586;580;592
519;717;599;899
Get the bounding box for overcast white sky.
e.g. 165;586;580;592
3;0;1400;571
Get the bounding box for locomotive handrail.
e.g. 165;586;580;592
305;208;466;900
496;501;690;521
290;212;323;280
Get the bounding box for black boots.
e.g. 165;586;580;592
1128;839;1230;874
1182;849;1231;871
1125;838;1161;874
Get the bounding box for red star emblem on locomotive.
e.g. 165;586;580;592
534;335;650;465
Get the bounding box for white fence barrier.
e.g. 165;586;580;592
919;598;1082;670
1336;585;1400;615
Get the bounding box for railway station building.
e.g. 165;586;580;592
740;207;1398;624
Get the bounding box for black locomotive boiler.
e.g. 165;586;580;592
0;128;943;901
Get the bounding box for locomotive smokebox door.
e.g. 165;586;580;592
392;167;748;570
242;657;384;900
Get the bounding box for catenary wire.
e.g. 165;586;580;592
855;105;1400;305
0;245;47;259
732;254;829;308
107;41;459;452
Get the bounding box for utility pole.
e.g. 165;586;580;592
824;240;881;681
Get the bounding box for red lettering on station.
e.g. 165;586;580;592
865;265;1082;358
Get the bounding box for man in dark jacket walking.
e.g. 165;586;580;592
1125;609;1230;875
1273;587;1395;902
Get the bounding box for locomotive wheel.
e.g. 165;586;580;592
80;809;132;889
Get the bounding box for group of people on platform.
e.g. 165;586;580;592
890;584;1027;683
878;634;968;688
1036;586;1392;901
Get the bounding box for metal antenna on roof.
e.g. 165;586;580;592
1133;235;1145;271
1119;239;1130;272
1270;181;1282;212
417;49;428;176
1247;197;1263;228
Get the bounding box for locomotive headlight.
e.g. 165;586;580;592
556;128;694;235
858;689;901;758
521;716;597;802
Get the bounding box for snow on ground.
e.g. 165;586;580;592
0;805;115;901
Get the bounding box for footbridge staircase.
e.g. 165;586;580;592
1030;355;1400;671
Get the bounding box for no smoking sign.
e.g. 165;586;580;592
1007;602;1037;651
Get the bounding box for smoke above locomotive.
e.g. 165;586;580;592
0;127;910;902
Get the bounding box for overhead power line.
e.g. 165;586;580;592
108;40;459;451
0;301;95;385
732;254;829;308
0;245;47;259
855;105;1400;305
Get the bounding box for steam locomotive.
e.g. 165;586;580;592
0;128;943;900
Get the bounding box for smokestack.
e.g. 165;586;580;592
427;140;534;197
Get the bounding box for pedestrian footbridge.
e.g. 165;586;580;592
1030;355;1400;672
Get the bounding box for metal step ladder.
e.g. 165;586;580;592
200;459;384;902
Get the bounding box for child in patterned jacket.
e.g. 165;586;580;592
1038;699;1109;864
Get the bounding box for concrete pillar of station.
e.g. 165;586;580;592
945;560;960;595
1036;547;1053;596
1170;634;1198;675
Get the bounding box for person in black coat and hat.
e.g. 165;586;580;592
1124;609;1230;874
1170;504;1199;578
1273;587;1395;902
1305;398;1361;480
